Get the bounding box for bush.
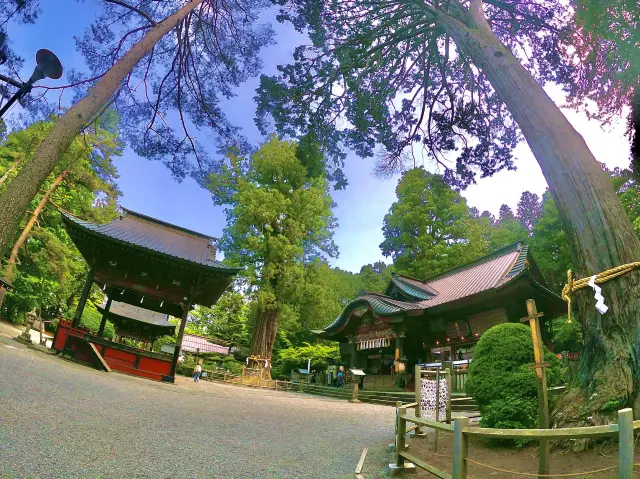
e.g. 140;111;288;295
466;323;562;440
275;342;340;375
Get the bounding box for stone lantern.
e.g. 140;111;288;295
15;309;37;345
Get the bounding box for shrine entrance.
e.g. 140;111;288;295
51;208;240;382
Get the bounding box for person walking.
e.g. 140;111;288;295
193;363;202;383
336;368;344;388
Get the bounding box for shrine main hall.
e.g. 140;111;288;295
314;243;565;379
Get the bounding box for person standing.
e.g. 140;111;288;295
193;363;202;383
336;368;344;388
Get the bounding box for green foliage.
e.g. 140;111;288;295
529;192;573;293
275;342;340;375
62;301;115;340
488;205;528;251
188;289;249;346
551;317;582;353
380;168;490;279
258;1;570;188
359;261;393;293
209;137;337;356
291;260;362;338
466;323;562;438
0;117;121;321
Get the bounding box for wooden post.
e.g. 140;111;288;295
445;370;452;424
97;289;113;337
520;299;550;478
72;268;94;328
414;364;423;435
350;381;360;402
452;417;469;479
395;402;406;466
434;369;441;450
617;408;634;479
169;296;192;380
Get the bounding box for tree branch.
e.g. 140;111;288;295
104;0;157;26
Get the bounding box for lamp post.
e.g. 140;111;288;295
0;44;63;118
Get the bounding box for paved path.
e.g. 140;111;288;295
0;336;395;479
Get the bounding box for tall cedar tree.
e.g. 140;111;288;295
208;137;337;371
0;0;273;256
258;0;640;420
516;191;542;235
380;168;488;279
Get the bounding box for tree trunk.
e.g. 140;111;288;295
438;4;640;421
0;170;69;309
0;0;206;255
249;304;279;378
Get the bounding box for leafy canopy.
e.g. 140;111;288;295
0;117;121;321
209;137;337;312
258;0;573;187
380;168;489;279
187;289;249;346
14;0;275;181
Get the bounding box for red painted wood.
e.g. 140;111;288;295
138;355;171;375
53;323;173;382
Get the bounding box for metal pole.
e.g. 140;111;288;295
0;83;32;117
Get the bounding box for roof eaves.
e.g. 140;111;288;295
62;211;241;274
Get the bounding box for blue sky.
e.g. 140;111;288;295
2;0;632;273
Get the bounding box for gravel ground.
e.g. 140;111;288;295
0;335;395;479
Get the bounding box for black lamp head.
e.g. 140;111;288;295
28;49;63;84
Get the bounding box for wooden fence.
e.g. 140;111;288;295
200;369;300;392
451;370;467;393
391;402;640;478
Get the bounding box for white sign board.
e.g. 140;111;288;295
421;377;448;421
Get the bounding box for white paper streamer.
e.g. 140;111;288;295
588;275;608;315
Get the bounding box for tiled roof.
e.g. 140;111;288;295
61;209;239;272
318;243;546;336
96;300;173;327
389;275;438;300
181;333;231;354
414;244;525;309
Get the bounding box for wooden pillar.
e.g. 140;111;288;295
452;417;469;479
72;268;94;328
520;299;550;479
349;339;357;368
414;364;424;435
618;408;634;479
97;288;113;337
169;296;192;380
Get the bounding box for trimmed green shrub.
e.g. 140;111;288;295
466;322;562;442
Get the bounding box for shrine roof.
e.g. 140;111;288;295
181;333;231;354
316;243;561;338
96;300;174;328
61;209;239;273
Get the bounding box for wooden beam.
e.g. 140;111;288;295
169;296;193;379
72;268;94;327
354;448;367;475
87;341;111;372
97;289;113;337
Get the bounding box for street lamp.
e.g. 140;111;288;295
0;45;63;118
